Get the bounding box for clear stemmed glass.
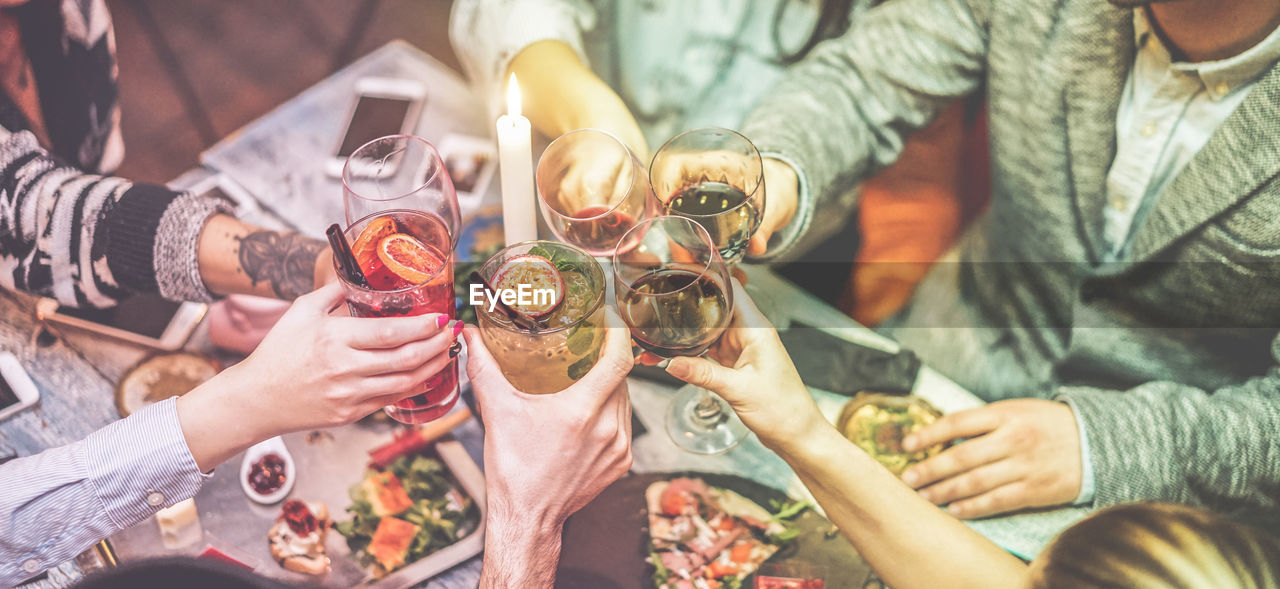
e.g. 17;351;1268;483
342;134;462;229
613;216;747;454
648;127;765;264
537;128;653;257
336;135;461;424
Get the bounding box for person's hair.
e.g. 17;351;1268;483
1031;503;1280;589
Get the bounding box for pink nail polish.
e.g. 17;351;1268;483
451;321;464;338
436;315;449;328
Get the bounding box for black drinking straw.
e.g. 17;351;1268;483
326;224;370;288
468;271;544;332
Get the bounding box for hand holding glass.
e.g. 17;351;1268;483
649;128;765;264
614;216;747;453
336;135;461;424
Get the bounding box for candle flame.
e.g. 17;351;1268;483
506;73;522;119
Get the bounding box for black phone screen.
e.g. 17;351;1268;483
58;295;183;339
0;376;18;409
337;96;414;157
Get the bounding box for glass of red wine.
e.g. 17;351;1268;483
649;127;765;264
338;135;461;424
537;128;653;256
613;216;748;454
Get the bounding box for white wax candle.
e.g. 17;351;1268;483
497;74;537;245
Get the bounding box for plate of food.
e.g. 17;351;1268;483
109;413;486;588
556;473;870;589
835;393;947;475
334;450;483;583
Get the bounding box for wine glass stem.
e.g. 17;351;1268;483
692;389;726;425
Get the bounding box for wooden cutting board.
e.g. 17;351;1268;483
557;472;871;588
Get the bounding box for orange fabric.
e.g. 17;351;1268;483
839;101;990;325
0;11;50;145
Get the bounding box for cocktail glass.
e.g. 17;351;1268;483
338;135;460;424
474;241;607;395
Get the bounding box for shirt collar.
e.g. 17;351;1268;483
1133;8;1280;100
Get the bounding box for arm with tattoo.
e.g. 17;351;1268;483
197;214;332;300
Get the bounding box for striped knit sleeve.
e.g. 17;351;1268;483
0;130;232;307
0;397;210;586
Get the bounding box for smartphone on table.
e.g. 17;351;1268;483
0;352;39;422
325;77;427;178
42;296;207;351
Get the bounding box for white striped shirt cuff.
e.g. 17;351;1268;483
82;397;211;529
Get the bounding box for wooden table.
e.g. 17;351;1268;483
1;41;1087;589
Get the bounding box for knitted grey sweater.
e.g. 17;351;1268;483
744;0;1280;520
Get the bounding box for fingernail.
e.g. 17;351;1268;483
903;435;919;451
664;360;687;378
436;315;449;328
451;321;464;338
918;489;934;503
901;470;919;487
448;341;462;358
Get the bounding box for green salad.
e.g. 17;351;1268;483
335;455;480;577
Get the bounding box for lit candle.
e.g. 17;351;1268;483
497;74;537;245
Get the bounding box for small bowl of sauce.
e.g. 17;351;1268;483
239;436;296;504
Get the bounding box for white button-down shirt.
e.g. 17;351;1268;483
1103;8;1280;260
0;398;209;585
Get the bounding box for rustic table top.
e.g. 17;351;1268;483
1;40;1087;589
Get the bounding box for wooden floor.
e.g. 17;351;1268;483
108;0;460;183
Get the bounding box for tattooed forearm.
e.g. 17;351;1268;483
236;230;324;299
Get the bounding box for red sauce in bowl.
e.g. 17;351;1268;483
247;453;287;495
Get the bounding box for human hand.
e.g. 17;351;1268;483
900;399;1083;519
178;283;458;471
466;309;633;588
542;134;646;222
747;158;799;256
662;280;826;454
465;308;633;522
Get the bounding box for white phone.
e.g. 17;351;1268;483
43;296;207;351
325;77;427;178
0;352;39;422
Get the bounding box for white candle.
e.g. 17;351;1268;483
497;74;537;245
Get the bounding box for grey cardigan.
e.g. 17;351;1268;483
744;0;1280;516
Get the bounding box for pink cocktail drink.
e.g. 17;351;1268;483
338;209;458;424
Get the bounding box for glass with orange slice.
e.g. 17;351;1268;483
338;135;462;424
473;241;607;395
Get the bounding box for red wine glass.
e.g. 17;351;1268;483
613;215;747;454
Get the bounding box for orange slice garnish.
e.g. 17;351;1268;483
376;233;443;285
352;216;398;269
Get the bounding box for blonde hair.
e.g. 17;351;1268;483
1031;503;1280;589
